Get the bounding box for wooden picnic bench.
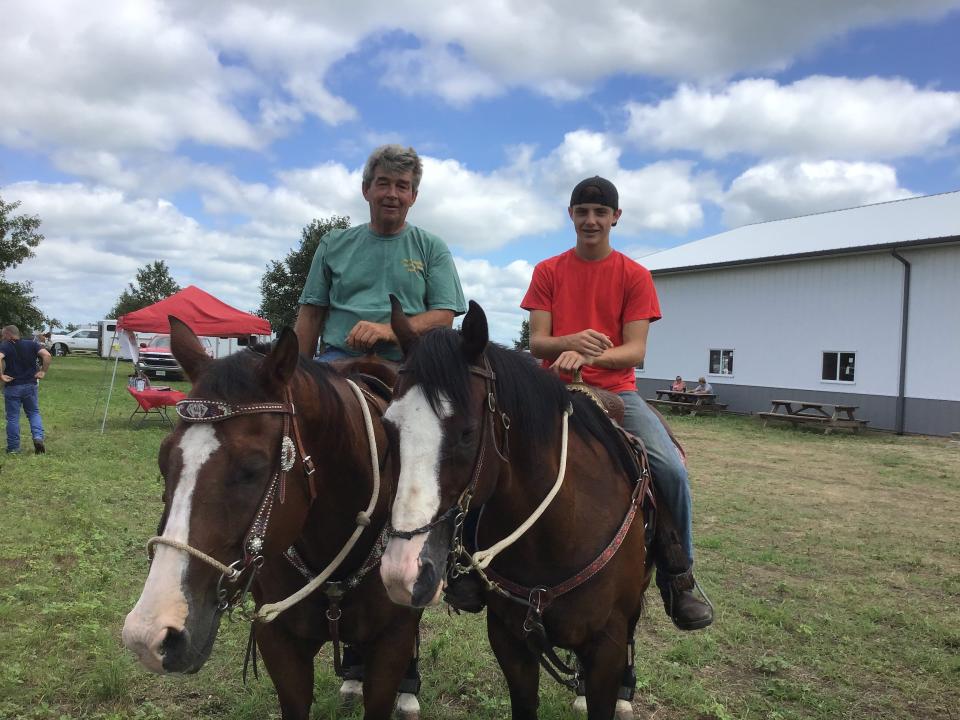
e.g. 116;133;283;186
757;398;868;434
647;389;727;417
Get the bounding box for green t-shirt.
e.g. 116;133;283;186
298;223;467;361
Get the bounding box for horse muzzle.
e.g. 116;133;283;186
381;518;454;608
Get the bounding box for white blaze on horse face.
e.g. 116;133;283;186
380;385;450;605
385;385;450;531
122;424;220;672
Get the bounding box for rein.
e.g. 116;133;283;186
147;378;383;624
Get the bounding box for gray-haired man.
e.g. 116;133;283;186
295;144;466;361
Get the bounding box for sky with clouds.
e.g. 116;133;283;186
3;0;960;344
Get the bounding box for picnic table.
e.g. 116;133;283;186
757;399;868;434
127;386;186;426
647;389;727;416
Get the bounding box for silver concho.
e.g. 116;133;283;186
280;435;296;472
247;535;264;555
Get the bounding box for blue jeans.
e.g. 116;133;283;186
314;346;355;363
5;383;44;452
619;391;694;575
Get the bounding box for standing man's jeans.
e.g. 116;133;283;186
4;383;44;453
619;391;694;569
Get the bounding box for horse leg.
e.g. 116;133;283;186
579;623;630;720
361;619;420;720
255;622;322;720
487;612;541;720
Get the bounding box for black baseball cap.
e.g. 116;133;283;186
569;176;618;211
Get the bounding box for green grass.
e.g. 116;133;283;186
1;356;958;719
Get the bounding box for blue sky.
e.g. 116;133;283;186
2;1;959;344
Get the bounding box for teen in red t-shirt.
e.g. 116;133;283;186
521;176;713;634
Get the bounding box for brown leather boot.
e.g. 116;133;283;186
659;569;713;631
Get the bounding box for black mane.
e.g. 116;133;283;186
403;328;638;477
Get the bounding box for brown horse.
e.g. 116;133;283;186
122;318;422;720
381;299;661;720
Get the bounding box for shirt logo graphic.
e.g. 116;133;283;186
401;259;424;274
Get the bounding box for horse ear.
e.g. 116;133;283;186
459;300;488;361
261;327;300;390
169;316;210;382
389;294;417;356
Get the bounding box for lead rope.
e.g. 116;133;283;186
146;537;240;579
469;405;572;571
256;378;381;623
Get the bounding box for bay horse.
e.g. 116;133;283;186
381;299;666;720
122;317;422;720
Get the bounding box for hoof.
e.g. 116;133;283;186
571;695;587;715
394;692;420;720
339;678;363;706
615;698;635;719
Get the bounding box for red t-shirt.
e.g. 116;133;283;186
521;249;661;393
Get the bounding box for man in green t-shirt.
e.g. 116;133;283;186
293;145;465;712
295;144;466;362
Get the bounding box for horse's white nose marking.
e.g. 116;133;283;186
384;386;450;532
122;424;221;667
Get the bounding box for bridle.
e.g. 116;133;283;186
384;355;511;546
147;386;316;616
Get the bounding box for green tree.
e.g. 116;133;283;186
110;260;181;318
258;215;350;330
513;318;530;351
0;196;47;332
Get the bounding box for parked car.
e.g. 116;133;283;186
48;328;100;356
138;334;215;379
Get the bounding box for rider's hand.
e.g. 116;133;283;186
34;370;45;380
565;329;613;358
551;350;591;374
345;321;396;352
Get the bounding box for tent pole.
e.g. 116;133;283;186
100;352;121;434
92;329;120;417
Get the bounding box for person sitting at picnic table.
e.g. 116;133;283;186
671;375;686;392
691;377;713;394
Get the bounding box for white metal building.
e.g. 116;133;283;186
637;191;960;436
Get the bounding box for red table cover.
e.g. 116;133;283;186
128;386;187;411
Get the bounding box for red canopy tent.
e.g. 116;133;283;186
117;285;270;336
100;286;271;432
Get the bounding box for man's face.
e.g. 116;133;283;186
363;169;418;234
568;203;622;248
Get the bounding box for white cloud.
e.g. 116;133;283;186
721;159;915;226
626;76;960;160
539;131;718;237
6;182;281;323
454;258;534;345
5;0;959;157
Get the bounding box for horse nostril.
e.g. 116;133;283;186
159;626;187;659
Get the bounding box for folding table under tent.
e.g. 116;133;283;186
99;285;271;433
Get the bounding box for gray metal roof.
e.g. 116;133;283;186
641;190;960;274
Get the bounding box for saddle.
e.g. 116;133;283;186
329;356;398;410
566;370;625;424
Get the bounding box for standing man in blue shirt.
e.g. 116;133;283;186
1;325;52;454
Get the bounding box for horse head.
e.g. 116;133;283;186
122;316;316;674
380;298;503;607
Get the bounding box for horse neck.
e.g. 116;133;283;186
480;421;628;564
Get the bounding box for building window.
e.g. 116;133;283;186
709;349;734;375
822;351;855;382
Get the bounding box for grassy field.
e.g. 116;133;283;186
1;355;958;720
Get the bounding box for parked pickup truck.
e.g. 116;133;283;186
48;328;100;356
138;335;215;380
